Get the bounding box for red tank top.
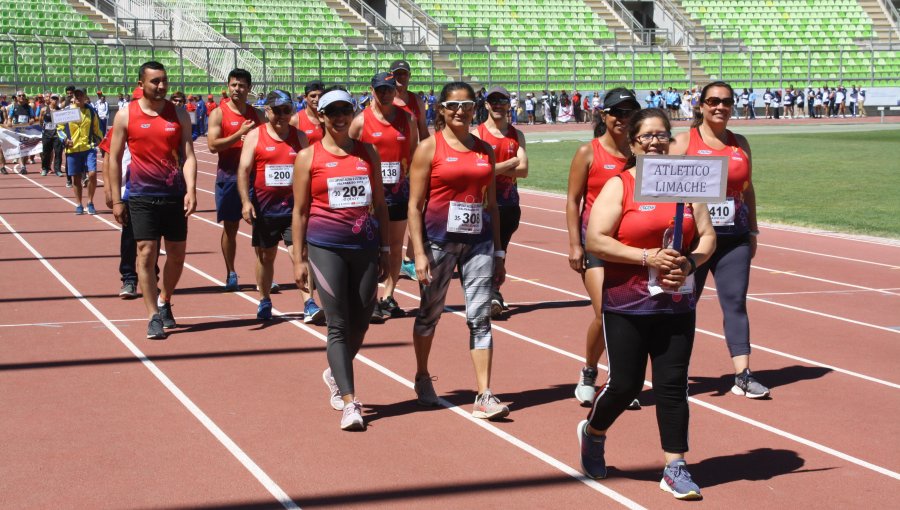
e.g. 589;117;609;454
126;100;184;197
581;138;628;239
603;171;697;314
360;107;412;207
424;131;494;244
296;110;324;145
395;90;421;121
686;128;752;235
251;125;303;217
217;99;261;182
307;141;380;250
477;123;520;206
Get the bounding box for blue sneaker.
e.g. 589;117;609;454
660;459;702;500
86;202;96;215
270;281;280;293
399;259;416;280
75;204;84;215
304;298;325;325
224;272;239;292
257;298;273;320
577;419;607;479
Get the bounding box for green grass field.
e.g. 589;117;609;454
522;129;900;238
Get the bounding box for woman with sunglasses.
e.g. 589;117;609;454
578;108;715;499
407;81;509;420
236;90;308;320
349;72;419;323
566;88;641;406
671;81;768;399
292;88;390;431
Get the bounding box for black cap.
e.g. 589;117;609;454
603;88;640;110
389;60;411;73
486;86;510;99
304;80;325;95
371;72;397;89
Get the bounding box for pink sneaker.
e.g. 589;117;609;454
340;400;365;431
323;368;344;411
472;390;509;420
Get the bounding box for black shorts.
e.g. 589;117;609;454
497;204;521;251
388;202;408;222
252;214;293;248
129;195;188;242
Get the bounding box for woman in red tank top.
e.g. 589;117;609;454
407;81;509;420
671;82;768;399
565;88;639;405
579;109;716;498
291;88;390;432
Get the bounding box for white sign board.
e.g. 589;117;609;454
51;108;82;125
634;154;729;203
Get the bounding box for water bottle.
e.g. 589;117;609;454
661;219;682;302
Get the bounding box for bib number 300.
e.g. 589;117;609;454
447;201;482;234
264;164;294;187
327;175;372;209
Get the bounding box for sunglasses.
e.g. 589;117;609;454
441;100;475;112
635;133;672;144
270;105;293;116
172;98;184;103
704;97;735;107
604;107;637;118
323;105;355;117
487;98;510;106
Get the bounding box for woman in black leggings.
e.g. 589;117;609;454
292;88;390;431
672;81;769;399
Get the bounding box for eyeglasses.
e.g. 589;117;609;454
441;100;476;112
270;105;293;116
704;97;735;107
487;98;510;106
604;107;637;118
635;133;672;143
323;105;355;117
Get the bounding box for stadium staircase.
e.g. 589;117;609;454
320;0;388;45
582;0;641;45
857;0;900;42
64;0;129;38
652;0;713;84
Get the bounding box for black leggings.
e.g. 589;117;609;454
588;311;695;454
308;244;379;396
694;233;752;358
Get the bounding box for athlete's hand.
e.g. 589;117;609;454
648;248;682;273
377;251;390;283
660;264;687;291
241;202;255;225
183;192;197;217
415;252;431;285
493;256;506;286
749;234;758;259
294;259;310;293
238;119;255;137
104;188;113;209
568;244;585;273
112;202;128;226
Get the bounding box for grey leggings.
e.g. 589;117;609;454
308;243;379;395
694;233;752;358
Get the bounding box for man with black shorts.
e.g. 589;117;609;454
108;61;198;339
207;68;260;291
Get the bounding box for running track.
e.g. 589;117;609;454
1;140;898;509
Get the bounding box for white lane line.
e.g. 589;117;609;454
20;175;645;509
751;263;900;297
759;243;900;269
0;211;301;510
747;288;900;297
520;221;567;233
761;223;900;248
508;241;900;334
0;313;303;329
520;204;565;214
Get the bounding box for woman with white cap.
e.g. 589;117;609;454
292;87;390;431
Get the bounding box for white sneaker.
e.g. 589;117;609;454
575;367;598;404
340;400;365;431
323;368;345;410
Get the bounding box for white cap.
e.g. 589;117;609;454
317;90;353;112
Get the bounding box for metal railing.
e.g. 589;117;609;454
604;0;643;43
876;0;900;30
655;0;697;46
341;0;405;45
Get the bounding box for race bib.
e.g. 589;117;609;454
707;197;735;226
447;201;482;234
648;267;695;296
327;175;371;209
381;161;401;185
264;164;293;187
44;121;55;130
17;115;28;124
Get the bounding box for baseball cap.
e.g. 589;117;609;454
50;94;59;100
317;89;353;112
603;88;640;110
304;80;325;95
96;90;103;95
371;71;397;89
15;90;26;96
389;60;411;73
207;94;213;99
265;89;294;107
486;86;510;99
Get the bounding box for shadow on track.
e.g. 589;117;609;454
688;365;832;397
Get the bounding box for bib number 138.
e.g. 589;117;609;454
327;175;372;209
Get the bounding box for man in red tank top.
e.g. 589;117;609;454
107;61;198;340
290;81;325;145
390;60;429;142
207;68;260;291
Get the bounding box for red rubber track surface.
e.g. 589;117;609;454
1;140;898;509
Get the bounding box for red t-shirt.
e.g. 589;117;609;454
359;107;411;207
477;123;520;207
251;125;303;217
126;100;184;197
581;138;627;240
686;128;751;235
217;99;261;183
296;110;324;145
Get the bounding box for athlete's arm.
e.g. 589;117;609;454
565;142;592;273
236;127;259;224
290;146;314;292
364;143;391;282
735;133;758;257
107;106;128;224
177;107;198;217
669;131;690;155
484;145;505;286
296;129;309;150
407;113;419;159
407;136;436;284
347;112;364;140
415;94;429;141
687;202;716;269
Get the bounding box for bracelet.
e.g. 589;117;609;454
686;255;697;275
641;249;647;267
749;230;760;237
380;246;390;253
493;250;506;259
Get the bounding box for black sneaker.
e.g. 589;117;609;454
379;296;405;318
0;166;8;175
370;300;385;324
147;314;166;340
158;302;177;329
